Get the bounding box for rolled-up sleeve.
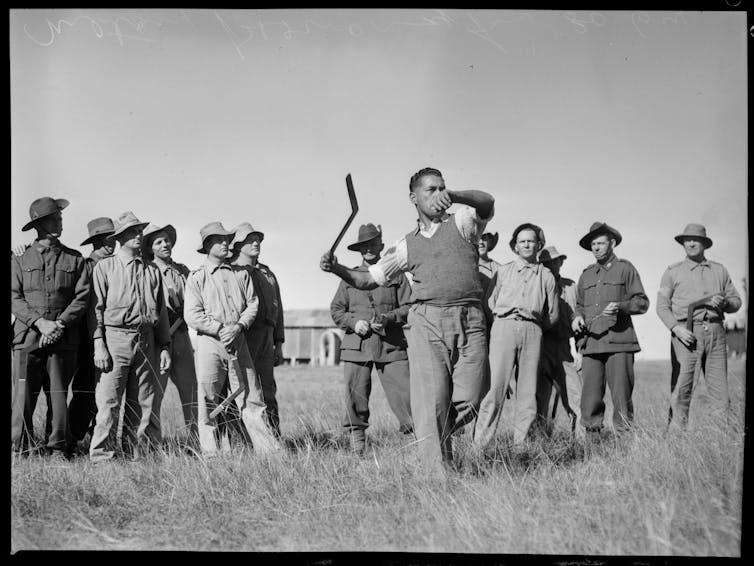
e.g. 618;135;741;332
454;203;495;243
369;237;408;287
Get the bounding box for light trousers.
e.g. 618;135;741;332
474;318;542;447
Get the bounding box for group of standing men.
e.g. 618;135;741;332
11;198;285;460
11;169;742;474
320;166;742;476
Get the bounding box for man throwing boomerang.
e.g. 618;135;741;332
321;167;494;476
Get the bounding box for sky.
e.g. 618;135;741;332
10;9;748;360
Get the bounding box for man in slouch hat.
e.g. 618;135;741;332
572;222;649;443
656;223;741;429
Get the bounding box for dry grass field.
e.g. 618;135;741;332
10;358;746;556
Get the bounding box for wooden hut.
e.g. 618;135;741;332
281;309;343;367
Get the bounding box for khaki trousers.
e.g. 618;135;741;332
195;334;281;455
89;327;161;462
669;321;729;429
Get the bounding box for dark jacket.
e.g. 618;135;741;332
574;255;649;355
330;263;412;363
11;241;90;350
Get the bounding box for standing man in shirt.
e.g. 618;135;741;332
321;167;494;475
229;222;285;438
473;223;559;451
535;245;582;436
89;211;172;462
330;223;413;453
572;222;649;442
142;223;199;446
184;222;281;456
656;223;741;429
68;217;115;452
11;197;90;457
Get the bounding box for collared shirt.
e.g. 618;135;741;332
184;260;258;337
153;257;191;325
11;240;90;347
489;256;559;328
91;250;171;346
656;257;741;330
369;204;494;286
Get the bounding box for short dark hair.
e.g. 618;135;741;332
409;167;443;192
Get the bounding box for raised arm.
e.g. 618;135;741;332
448;190;495;220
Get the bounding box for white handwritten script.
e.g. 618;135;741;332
21;10;692;58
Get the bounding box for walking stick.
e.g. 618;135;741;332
329;173;359;257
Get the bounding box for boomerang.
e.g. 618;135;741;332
329;174;359;257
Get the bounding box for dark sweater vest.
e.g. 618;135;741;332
405;216;482;306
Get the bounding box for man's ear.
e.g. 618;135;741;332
408;191;417;206
378;242;385;253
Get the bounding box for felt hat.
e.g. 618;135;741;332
539;245;567;264
22;197;69;232
579;222;622;250
80;217;115;245
109;211;149;240
347;223;382;251
480;232;499;252
674;223;712;249
230;222;264;250
197;221;235;253
509;223;546;251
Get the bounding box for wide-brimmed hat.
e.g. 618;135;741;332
509;223;546;251
22;197;70;232
579;221;622;250
108;211;149;240
480;232;499;252
539;245;567;264
230;222;264;250
197;221;235;253
80;217;115;245
674;223;712;249
142;223;177;250
347;223;382;251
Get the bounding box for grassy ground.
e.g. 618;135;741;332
10;359;746;555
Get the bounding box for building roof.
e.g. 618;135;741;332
284;309;335;328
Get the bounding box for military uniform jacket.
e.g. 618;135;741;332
11;241;90;350
574;255;649;355
249;262;285;344
330;263;412;363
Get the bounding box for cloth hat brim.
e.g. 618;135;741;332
143;224;177;250
108;221;150;241
197;229;236;253
21;198;70;232
579;224;622;250
231;227;264;250
674;234;712;249
540;251;567;263
81;230;115;246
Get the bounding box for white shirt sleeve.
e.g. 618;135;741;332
454;203;495;244
368;237;408;286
